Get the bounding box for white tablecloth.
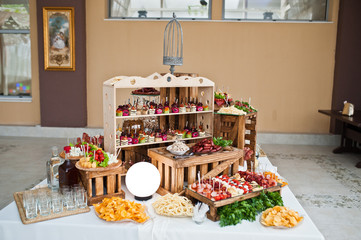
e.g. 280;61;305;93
0;157;324;240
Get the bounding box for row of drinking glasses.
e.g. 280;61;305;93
23;185;87;219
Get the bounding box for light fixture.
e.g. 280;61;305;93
125;162;161;201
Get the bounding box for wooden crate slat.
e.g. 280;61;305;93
245;134;256;141
87;178;92;198
178;87;188;130
187;166;196;185
221;115;238;123
158;162;164;187
220;126;233;132
169;87;176;129
117;173;122;192
222;167;229;176
95;177;103;196
176;168;184;193
171;167;176;193
245;124;256;130
164;165;170;191
200;164;208;177
211;162;219;169
107;175;115;194
203;158;238;179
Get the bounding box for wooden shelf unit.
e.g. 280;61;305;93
115;110;214;120
116;133;212;149
103;72;215;159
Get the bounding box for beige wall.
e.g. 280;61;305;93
0;0;339;134
86;0;339;133
0;0;40;125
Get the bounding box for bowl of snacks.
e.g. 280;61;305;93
166;141;190;155
260;206;304;229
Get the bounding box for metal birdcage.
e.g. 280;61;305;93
163;13;183;75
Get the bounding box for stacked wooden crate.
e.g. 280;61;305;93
213;112;257;170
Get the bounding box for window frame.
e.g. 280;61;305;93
222;0;330;22
107;0;212;21
0;4;32;102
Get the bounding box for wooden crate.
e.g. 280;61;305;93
213;112;257;170
148;145;243;195
78;165;126;205
185;184;281;221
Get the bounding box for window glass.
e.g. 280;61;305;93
0;2;31;97
224;0;328;21
109;0;210;19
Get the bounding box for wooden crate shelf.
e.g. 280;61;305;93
213;112;257;170
78;165;126;205
103;72;215;165
148;144;243;195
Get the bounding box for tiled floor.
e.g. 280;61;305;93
0;137;360;239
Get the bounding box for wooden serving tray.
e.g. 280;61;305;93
13;190;90;225
185;184;282;221
75;160;123;172
59;151;83;160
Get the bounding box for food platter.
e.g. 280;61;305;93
166;141;190;155
75;161;123;172
259;215;304;229
94;207;150;224
59;151;83;160
259;208;304;229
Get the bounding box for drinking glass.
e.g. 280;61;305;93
72;184;81;193
63;190;76;211
74;188;87;209
38;194;51;216
51;192;63;214
23;191;37;219
60;186;70;195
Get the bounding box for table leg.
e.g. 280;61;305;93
333;123;361;154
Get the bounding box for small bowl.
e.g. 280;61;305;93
166;145;190;156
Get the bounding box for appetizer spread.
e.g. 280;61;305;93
261;206;303;228
191;139;222;154
167;141;189;154
152;193;193;217
94;197;149;223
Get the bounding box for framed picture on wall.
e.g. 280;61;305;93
43;7;75;71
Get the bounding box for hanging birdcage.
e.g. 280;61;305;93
163;13;183;75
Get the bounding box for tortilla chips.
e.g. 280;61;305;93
261;206;303;228
93;197;149;223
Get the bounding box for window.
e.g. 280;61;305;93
0;1;31;99
223;0;328;21
109;0;211;20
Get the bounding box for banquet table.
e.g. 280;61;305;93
0;156;324;240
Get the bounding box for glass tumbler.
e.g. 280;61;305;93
60;186;70;195
63;190;76;211
23;191;37;219
38;195;51;216
75;188;87;208
51;192;63;214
